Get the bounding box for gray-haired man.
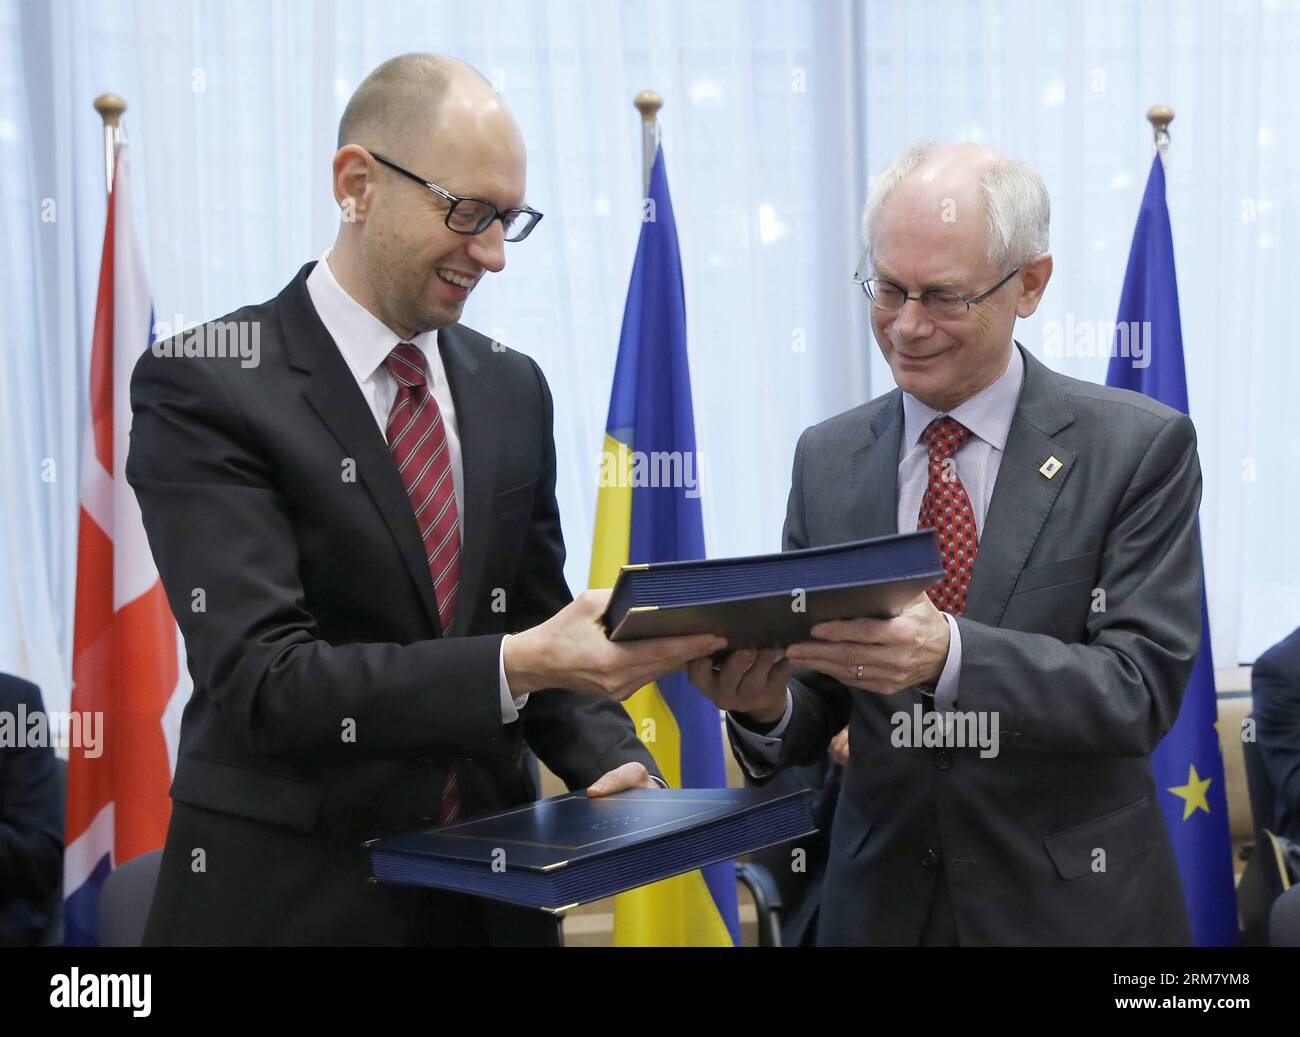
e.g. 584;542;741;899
690;143;1202;946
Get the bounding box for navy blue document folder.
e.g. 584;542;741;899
368;786;817;912
602;530;942;649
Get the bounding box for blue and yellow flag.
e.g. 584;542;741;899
589;146;741;946
1106;154;1239;946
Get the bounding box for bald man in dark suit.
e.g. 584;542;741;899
128;54;720;946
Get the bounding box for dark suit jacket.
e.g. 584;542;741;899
1252;627;1300;843
0;675;63;946
733;345;1201;946
126;263;660;945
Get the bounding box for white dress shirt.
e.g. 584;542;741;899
305;252;527;723
730;345;1025;767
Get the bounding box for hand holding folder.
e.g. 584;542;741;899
502;587;727;702
784;591;953;695
691;591;954;728
604;532;944;722
688;648;793;727
586;759;661;797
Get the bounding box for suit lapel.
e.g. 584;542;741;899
851;394;904;539
963;346;1077;627
438;326;496;638
279;265;444;634
846;395;907;708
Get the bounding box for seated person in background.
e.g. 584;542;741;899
0;674;63;946
1252;626;1300;843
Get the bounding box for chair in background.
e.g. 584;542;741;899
1243;721;1278;852
1270;884;1300;947
735;861;783;947
1237;829;1293;946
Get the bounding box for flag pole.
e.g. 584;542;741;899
634;90;662;195
1147;104;1174;167
93;92;126;195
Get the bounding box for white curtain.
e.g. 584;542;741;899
858;0;1300;670
2;0;1296;715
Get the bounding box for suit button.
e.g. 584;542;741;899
921;848;939;868
934;750;952;771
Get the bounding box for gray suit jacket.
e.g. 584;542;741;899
737;344;1201;946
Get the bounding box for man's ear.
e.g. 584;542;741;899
333;145;375;224
1015;252;1053;317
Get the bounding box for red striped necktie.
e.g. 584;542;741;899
384;342;461;824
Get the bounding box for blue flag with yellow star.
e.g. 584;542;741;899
1106;154;1238;946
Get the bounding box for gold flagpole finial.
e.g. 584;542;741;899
1147;104;1174;165
634;91;663;195
94;92;127;195
634;90;663;123
94;92;127;127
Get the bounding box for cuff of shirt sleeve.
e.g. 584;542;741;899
933;612;962;712
726;689;792;774
499;634;529;723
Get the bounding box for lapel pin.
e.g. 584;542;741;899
1039;456;1063;479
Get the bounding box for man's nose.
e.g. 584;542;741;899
891;295;932;339
466;219;507;273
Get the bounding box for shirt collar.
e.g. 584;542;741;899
305;249;439;383
901;343;1024;453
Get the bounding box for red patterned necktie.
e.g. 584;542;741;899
916;416;979;616
385;343;461;824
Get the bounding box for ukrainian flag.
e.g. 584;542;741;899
589;146;741;946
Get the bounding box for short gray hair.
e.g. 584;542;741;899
861;143;1051;268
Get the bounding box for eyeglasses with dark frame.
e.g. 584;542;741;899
367;150;544;242
852;263;1021;320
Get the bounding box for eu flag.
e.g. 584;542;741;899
1106;154;1239;946
588;146;741;945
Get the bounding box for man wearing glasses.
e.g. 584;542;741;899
691;142;1203;945
127;53;722;946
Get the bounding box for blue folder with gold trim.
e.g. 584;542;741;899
603;530;942;649
368;786;817;912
